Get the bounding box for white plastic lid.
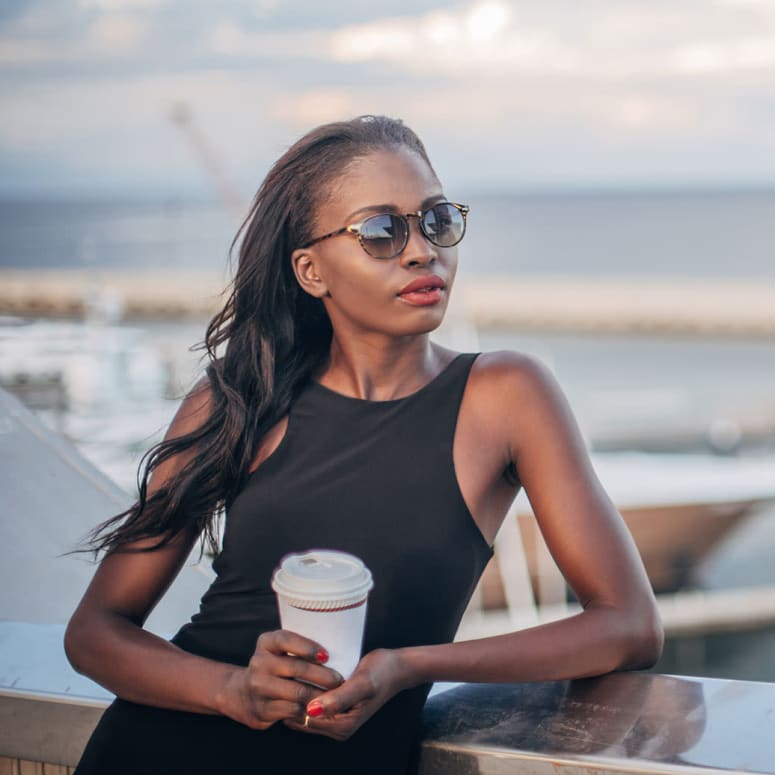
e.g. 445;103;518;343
271;550;374;610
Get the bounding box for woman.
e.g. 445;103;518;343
66;115;663;774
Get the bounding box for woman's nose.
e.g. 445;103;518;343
399;217;437;268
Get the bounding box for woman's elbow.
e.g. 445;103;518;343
618;601;664;671
64;610;93;676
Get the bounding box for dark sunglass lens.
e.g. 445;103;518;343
422;203;465;247
359;214;407;258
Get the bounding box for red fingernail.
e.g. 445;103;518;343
307;702;324;717
315;648;329;664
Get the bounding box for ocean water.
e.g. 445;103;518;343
0;198;238;271
463;188;775;278
3;188;775;277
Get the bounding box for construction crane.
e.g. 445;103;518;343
168;101;248;221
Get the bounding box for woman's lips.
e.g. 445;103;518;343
399;275;445;295
397;287;445;306
398;275;446;305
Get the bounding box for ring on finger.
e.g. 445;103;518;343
303;714;310;727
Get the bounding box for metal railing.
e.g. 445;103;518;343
2;668;774;773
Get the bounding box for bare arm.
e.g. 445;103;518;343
400;352;663;684
64;378;341;726
297;353;663;739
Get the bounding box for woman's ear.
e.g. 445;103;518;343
291;249;329;298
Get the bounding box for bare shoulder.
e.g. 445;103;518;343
148;372;216;490
465;350;581;457
468;350;560;404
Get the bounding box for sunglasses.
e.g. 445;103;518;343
301;201;469;259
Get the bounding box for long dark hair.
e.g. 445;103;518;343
86;115;435;556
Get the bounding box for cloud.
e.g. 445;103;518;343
269;88;359;126
206;20;328;58
674;37;775;73
0;38;58;65
79;0;166;10
328;1;576;74
0;67;297;196
2;0;775;193
0;3;153;66
327;0;775;80
87;13;148;52
7;0;774;83
610;96;705;134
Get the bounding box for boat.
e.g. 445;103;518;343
479;452;775;608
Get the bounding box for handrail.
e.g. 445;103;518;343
2;672;773;773
418;673;775;774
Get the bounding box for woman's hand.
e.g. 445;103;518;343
283;648;411;741
216;630;344;730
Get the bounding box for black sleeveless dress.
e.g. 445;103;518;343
75;352;493;774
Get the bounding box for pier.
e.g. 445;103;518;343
3;269;775;337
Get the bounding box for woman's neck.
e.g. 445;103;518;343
315;336;454;402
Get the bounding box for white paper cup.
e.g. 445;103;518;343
271;550;374;679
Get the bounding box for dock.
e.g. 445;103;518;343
3;269;775;337
458;274;775;338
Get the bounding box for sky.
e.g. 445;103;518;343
2;0;775;199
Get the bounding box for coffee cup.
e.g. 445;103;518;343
271;550;374;679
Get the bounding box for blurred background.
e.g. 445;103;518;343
2;0;775;681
